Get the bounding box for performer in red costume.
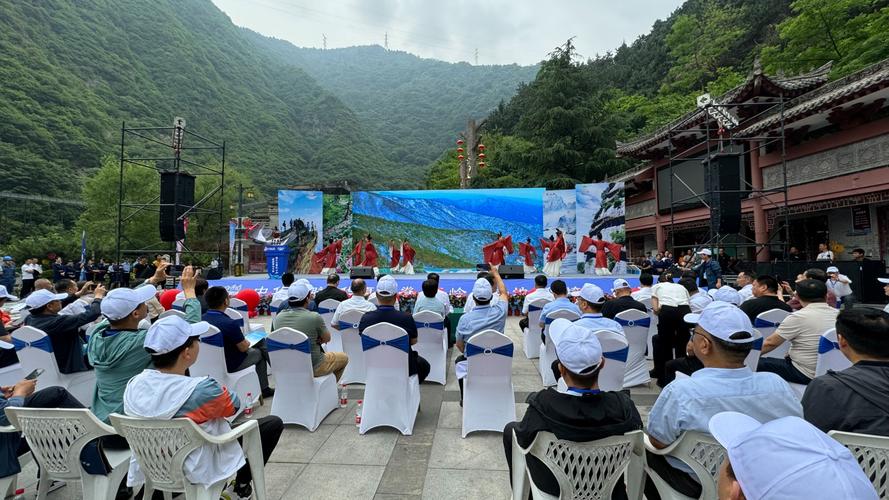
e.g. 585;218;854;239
362;234;379;270
322;239;342;274
540;229;566;276
350;238;363;268
579;232;610;275
482;233;512;270
389;240;402;271
605;240;627;275
518;237;537;273
310;244;327;274
400;239;416;275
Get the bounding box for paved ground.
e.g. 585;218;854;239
13;316;660;499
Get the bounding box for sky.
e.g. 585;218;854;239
212;0;684;66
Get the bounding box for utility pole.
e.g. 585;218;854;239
458;118;486;188
322;34;327;50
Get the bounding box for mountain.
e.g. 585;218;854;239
243;35;538;173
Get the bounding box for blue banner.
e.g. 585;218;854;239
264;245;290;279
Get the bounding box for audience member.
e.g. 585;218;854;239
273;281;348;381
518;274;553;331
650;275;691;387
538;280;581;330
331;278;377;328
464;271;499;313
56;279;90;316
679;277;711;313
203;287;274;398
713;286;742;306
601;279;646;319
739;275;792;322
758;279;837;384
802;308;889;435
24;285;105;373
572;284;623;334
425;273;453;314
1;257;14;293
693;248;722;289
503;319;642;499
270;272;296;305
19;258;37;297
454;268;508;401
815;242;834;261
412;279;449;318
631;273;654;302
735;271;755;303
662;336;704;386
787;246;804;261
644;302;802;499
313;273;349;304
124;316;283;499
359;275;430;383
51;257;65;282
825;266;854;308
708;412;877;500
32;278;53;292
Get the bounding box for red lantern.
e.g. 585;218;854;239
478;144;486;151
457;147;464;153
457;154;465;160
478;153;486;159
456;139;464;145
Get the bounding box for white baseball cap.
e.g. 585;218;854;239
144;315;210;355
0;285;18;301
25;289;68;309
549;318;603;374
709;412;878;500
376;275;398;296
712;286;742;306
572;283;605;304
826;266;839;273
101;285;157;321
611;279;631;292
287;282;311;301
684;301;759;343
297;278;312;287
697;248;712;256
471;277;493;301
878;278;889;284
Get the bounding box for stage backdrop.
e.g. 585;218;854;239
277;190;323;273
544;189;577;274
322;194;352;272
576;183;626;271
352;188;545;270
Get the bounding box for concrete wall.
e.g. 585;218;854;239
828;204;881;261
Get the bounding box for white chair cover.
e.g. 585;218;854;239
412;310;447;384
644;431;725;500
538;309;580;387
229;298;263;334
0;340;21;386
0;424;32;498
462;330;515;437
745;329;763;372
171;298;187;312
337;309;368;385
110;414;267;500
6;408;131;500
638;297;657;360
189;325;260;419
523;298;551;359
10;326;95;406
511;430;645;500
159;309;187;320
359;323;420;435
267;328;338;431
269;298;286;319
614;309;651;387
755;309;791;359
317;298;342;351
814;328;852;377
594;330;629;392
828;430;889;499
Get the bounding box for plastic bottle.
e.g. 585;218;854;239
339;384;348;408
354;400;363;426
243;393;254;418
13;489;24;500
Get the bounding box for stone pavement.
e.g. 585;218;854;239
15;316;660;499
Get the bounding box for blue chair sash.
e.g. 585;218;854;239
465;342;513;358
339;321;360;331
12;336;54;353
754;318;780;329
415;320;444;330
360;334;410;353
172;303;185;311
270;305;281;313
317;306;335;314
233;304;248;312
267;338;310;354
752;337;764;350
818;336;839;354
200;332;225;347
603;346;629;363
544;316;555;325
614;317;651;328
528;304;543;312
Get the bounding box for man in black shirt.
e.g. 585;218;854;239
739;275;792;323
24;287;105;373
314;273;349;305
358;275;430;383
802;308;889;436
601;278;647;319
503;319;642;499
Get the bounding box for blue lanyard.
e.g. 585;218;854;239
567;387;601;395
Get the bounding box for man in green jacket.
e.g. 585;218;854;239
87;264;201;428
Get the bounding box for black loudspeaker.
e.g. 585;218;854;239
705;153;743;234
204;268;223;280
350;266;375;279
159;172;196;242
499;265;524;279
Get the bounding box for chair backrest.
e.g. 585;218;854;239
269;298;286;318
661;431;726;499
637;297;652;311
828;430;889;499
543;308;581;344
744;329;763;372
413;310;445;346
224;307;249;334
159;309;187;320
815;328;852;377
338;308;366;334
465;330;513;378
593;329;629;392
527;298;551;335
362;322;410;377
190;324;226;380
754;308;790;336
228;299;250;333
525;430;644;499
5;408;115;480
266;328;314;381
317;299;340;327
10;326;64;387
171;298;186;312
614;309;649;347
368;295;379;306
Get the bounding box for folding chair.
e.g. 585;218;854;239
462;330;515;437
359;323;420;435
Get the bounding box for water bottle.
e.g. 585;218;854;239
13;489;25;500
339;384;348;408
243;393;254;418
354;400;363;426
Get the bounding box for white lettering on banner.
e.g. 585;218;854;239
255;286;269;295
224;285;243;293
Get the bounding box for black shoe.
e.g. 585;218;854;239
261;387;276;398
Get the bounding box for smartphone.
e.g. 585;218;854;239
25;368;45;380
476;263;491;271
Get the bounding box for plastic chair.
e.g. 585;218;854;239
359;323;420;435
159;309;187;320
10;326;95;406
538;309;581;387
267;328;338;431
828;430;889;499
413;311;447;385
614;309;651;387
337;309;368;385
5;408;131;500
462;330;515;437
644;432;725;500
511;429;645;500
109;414;267;500
0;424;32;499
189;325;260;419
755;309;791;359
815;328;852;377
523;298;551;359
744;329;763;372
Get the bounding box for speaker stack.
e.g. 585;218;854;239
704;153;743;234
498;264;525;279
350;266;375;279
159;172;196;242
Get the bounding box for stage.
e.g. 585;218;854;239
207;272;642;296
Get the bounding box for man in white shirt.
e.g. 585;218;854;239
679;277;712;313
519;274;554;331
825;266;853;308
463;271;499;313
19;258;36;297
735;270;755;303
631;273;653;302
425;273;452;315
815;242;834;261
650;276;691;387
270;272;295;305
331;278;377;328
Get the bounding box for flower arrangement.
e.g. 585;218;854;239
397;286;418;313
449;288;467;309
257;293;274;315
509;287;528;316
